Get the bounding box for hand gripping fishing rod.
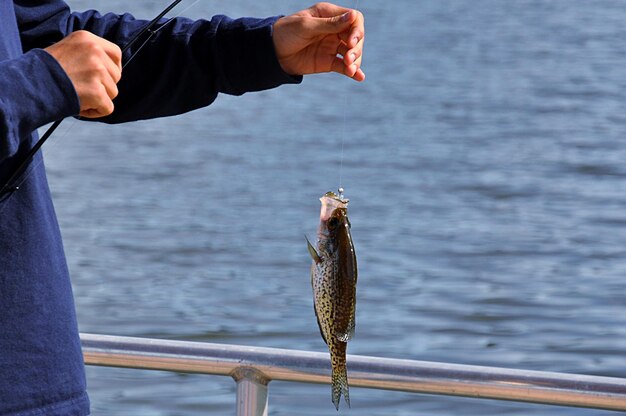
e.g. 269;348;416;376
0;0;185;198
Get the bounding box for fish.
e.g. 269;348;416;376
306;191;357;410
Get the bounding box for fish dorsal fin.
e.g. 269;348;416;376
305;236;322;264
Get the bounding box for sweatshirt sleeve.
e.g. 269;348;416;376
14;1;302;124
0;49;79;160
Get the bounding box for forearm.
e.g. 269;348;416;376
98;14;301;123
0;49;78;161
16;2;301;124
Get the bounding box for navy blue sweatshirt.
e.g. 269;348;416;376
0;1;300;415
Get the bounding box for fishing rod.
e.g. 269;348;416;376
0;0;185;198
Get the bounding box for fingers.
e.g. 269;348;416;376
309;2;364;81
338;36;363;66
45;30;123;119
310;3;364;45
79;85;114;118
353;68;365;82
330;55;365;82
101;39;123;75
335;36;365;81
100;68;119;104
308;2;352;19
101;45;122;88
102;51;122;88
346;14;365;81
311;8;364;49
308;10;355;36
341;11;364;50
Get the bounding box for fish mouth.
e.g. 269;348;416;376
322;191;349;205
320;191;349;222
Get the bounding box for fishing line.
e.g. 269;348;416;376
0;0;190;198
122;0;202;70
337;0;360;200
338;94;347;198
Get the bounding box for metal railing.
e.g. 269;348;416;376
81;333;626;415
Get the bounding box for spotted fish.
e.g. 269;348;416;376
306;191;357;410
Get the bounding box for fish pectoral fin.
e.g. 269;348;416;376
339;307;356;342
305;235;322;264
336;320;355;342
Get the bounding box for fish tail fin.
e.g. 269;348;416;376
331;365;350;410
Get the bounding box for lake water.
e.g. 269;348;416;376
48;0;626;414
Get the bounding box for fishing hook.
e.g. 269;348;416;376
0;0;186;198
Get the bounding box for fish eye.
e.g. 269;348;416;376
328;217;339;228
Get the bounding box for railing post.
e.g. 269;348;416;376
232;367;269;416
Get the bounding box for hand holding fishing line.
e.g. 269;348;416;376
273;2;365;81
44;31;122;118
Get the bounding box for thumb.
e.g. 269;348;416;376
314;10;355;35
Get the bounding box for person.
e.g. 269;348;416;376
0;1;364;414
